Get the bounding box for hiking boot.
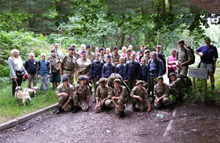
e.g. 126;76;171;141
132;104;137;111
55;107;63;114
118;111;125;118
72;106;80;113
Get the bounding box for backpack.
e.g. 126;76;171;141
177;46;195;65
177;74;192;87
157;53;166;74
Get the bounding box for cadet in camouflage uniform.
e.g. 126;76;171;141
112;46;121;66
55;77;74;114
95;78;113;113
176;40;193;76
76;50;91;78
169;72;186;102
131;80;151;112
144;49;151;63
86;44;95;62
59;47;77;85
124;49;131;62
71;44;81;60
111;79;126;118
49;49;61;89
99;47;106;63
154;76;170;109
72;76;90;113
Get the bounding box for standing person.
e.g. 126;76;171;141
117;57;126;80
124;53;140;92
55;77;74;114
136;45;145;58
138;58;148;84
24;53;38;88
95;47;99;54
121;46;127;58
195;37;218;89
76;50;91;79
59;47;78;85
102;55;117;78
130;80;151;112
86;44;95;62
48;50;61;90
79;44;86;56
106;48;111;56
144;49;151;63
167;49;177;83
128;45;136;55
8;49;27;96
176;40;193;76
90;53;104;102
71;44;81;60
99;47;106;63
72;76;90;113
154;76;170;109
125;49;131;62
37;53;50;94
50;43;63;57
95;78;113;113
156;45;166;75
136;50;144;62
147;52;164;97
111;79;126;118
112;46;121;66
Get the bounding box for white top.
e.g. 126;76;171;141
13;58;23;71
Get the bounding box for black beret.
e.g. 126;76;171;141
86;44;91;49
68;47;75;50
62;77;69;82
78;76;86;81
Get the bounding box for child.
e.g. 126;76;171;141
117;57;126;80
48;50;61;90
38;53;50;94
24;53;38;88
138;58;148;83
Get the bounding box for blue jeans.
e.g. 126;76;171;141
40;75;49;92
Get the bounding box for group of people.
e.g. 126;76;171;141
8;37;218;118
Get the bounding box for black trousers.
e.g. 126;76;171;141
12;74;23;96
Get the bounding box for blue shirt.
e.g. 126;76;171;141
138;64;148;82
196;45;218;64
124;60;140;79
102;63;117;78
147;58;163;82
90;60;104;79
117;64;126;80
39;60;49;76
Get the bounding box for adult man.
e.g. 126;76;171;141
144;49;151;63
124;53;140;92
24;53;38;88
112;79;126;118
195;37;218;89
71;44;81;60
102;55;117;78
176;40;193;76
125;49;131;62
86;44;95;62
156;45;166;75
76;50;91;78
154;76;170;109
50;43;63;57
59;47;77;85
147;52;164;97
55;77;74;114
99;47;106;63
112;46;121;66
95;78;113;113
72;76;90;113
130;80;151;112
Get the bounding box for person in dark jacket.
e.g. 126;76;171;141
117;57;126;80
138;58;148;84
24;53;38;88
156;45;166;75
102;55;117;78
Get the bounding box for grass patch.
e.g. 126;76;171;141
0;80;58;124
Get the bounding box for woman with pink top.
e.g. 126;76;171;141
167;49;177;82
128;45;136;55
106;48;111;56
121;46;127;58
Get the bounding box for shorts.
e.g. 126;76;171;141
200;63;213;72
50;72;61;82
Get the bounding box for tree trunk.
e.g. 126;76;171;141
129;33;132;44
120;34;125;49
168;0;172;11
102;35;105;47
162;0;165;14
120;27;123;43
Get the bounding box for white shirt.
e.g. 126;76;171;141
13;58;23;71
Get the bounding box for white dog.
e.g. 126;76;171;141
15;86;31;105
24;86;38;97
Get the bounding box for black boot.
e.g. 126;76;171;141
132;104;137;111
118;111;125;118
55;107;63;114
101;105;106;111
72;106;80;113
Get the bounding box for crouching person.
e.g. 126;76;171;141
154;76;170;109
95;78;112;113
112;79;126;118
72;76;90;113
55;77;74;114
131;80;151;112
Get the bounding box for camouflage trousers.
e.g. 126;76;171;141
93;77;101;100
95;99;112;113
148;76;157;95
154;97;169;109
112;99;125;115
73;95;89;112
176;66;188;76
169;87;186;99
132;98;146;111
27;73;37;88
63;70;74;85
58;96;73;112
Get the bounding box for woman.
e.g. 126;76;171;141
8;49;27;96
195;37;218;89
120;46;127;58
167;49;177;82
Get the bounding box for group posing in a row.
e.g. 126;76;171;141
8;37;218;118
